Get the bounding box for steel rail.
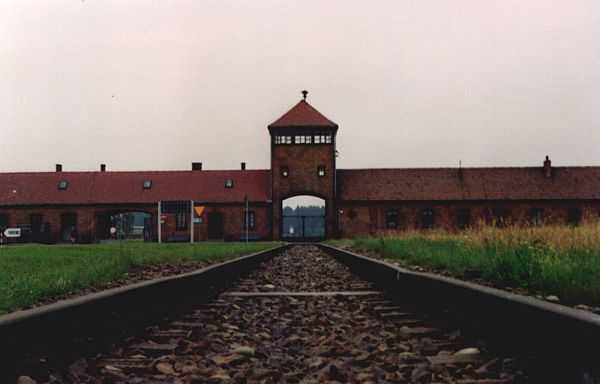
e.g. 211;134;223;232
0;244;291;379
319;243;600;372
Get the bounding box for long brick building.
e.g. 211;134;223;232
1;94;600;243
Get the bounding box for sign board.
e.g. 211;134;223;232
193;217;203;224
3;228;21;238
194;206;205;217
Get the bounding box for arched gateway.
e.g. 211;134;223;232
281;195;326;241
268;91;338;241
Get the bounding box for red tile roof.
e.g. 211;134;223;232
268;100;338;129
3;166;600;207
337;167;600;201
0;170;271;206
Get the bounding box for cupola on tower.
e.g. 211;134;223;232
268;91;338;240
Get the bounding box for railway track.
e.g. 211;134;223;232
6;244;600;383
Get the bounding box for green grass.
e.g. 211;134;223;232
0;241;279;314
330;224;600;306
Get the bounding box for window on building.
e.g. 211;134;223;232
274;135;293;144
294;135;312;144
143;180;152;189
58;180;69;190
492;207;509;227
225;179;234;188
0;214;8;229
568;207;582;226
422;208;434;229
314;133;332;144
176;212;188;230
281;166;289;178
385;209;399;229
457;208;470;229
243;210;256;230
530;208;544;226
318;165;326;177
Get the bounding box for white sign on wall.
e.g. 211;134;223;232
3;228;21;238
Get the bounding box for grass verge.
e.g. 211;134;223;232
0;241;279;314
330;222;600;306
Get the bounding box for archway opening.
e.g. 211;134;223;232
282;195;326;241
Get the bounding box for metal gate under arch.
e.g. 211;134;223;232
281;196;326;242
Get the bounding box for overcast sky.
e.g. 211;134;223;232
1;1;599;173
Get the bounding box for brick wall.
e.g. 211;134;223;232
337;200;600;237
0;205;159;243
271;143;336;239
190;205;271;242
0;203;272;244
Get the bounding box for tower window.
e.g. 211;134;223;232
274;136;292;144
314;133;332;144
281;166;289;178
225;179;234;188
318;165;326;177
294;135;312;144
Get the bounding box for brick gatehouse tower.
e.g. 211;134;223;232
268;90;338;240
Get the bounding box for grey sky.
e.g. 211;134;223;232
1;0;599;173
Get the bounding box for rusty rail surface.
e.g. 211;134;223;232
319;243;600;371
0;244;291;378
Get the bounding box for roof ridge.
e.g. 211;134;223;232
268;99;338;128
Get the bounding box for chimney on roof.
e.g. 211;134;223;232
192;162;202;171
55;164;62;172
302;90;308;101
241;162;246;171
543;155;552;178
100;164;106;172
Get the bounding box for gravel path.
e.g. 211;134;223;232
24;245;529;383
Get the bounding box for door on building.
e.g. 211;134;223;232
282;195;326;241
30;214;43;242
207;212;224;240
60;213;78;242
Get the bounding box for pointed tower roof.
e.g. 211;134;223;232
268;94;338;132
